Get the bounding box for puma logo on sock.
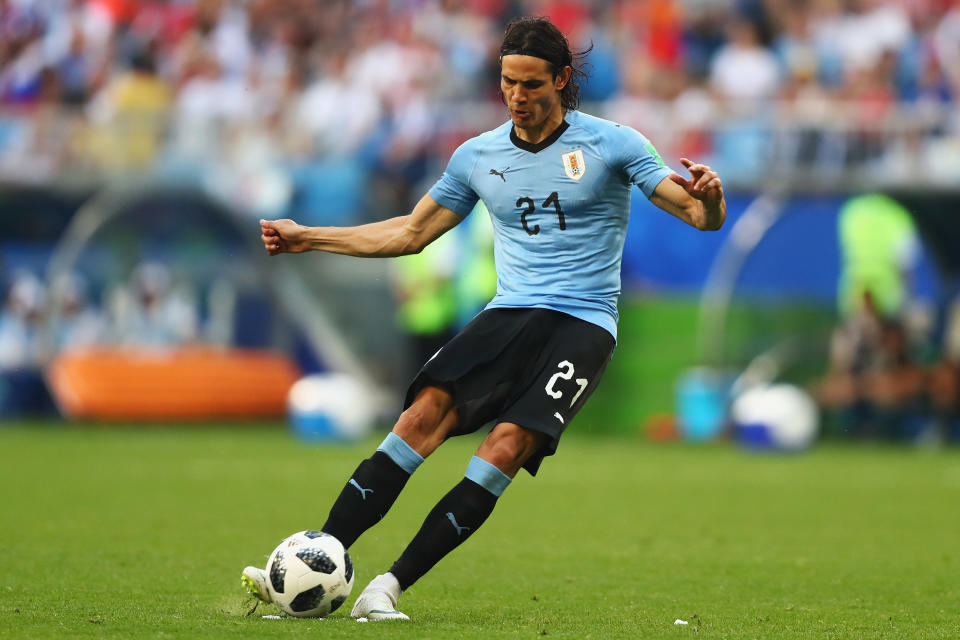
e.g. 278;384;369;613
446;512;471;537
349;478;374;500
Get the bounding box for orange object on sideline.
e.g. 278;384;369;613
47;347;301;421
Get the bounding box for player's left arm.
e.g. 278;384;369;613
649;158;726;231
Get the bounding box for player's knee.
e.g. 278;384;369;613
480;424;544;475
393;387;455;455
393;406;435;446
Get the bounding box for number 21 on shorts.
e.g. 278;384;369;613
545;360;589;408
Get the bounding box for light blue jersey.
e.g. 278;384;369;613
428;110;673;340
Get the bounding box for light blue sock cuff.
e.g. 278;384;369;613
465;456;512;497
376;432;424;475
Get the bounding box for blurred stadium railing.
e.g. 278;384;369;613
2;99;959;191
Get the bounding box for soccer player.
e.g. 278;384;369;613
243;16;725;620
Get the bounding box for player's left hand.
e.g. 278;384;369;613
669;158;723;204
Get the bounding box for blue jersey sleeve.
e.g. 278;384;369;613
611;126;673;198
428;140;480;216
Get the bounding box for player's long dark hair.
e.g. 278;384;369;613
499;16;591;111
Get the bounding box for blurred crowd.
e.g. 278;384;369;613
815;193;960;444
0;263;200;372
0;262;206;413
817;287;960;443
0;0;958;216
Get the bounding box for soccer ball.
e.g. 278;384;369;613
265;530;354;617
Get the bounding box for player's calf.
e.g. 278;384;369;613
388;456;512;590
320;433;424;547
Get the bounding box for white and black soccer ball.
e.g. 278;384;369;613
266;531;354;618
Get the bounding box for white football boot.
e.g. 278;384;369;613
350;572;410;621
240;566;271;603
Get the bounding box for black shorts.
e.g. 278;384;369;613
404;307;616;475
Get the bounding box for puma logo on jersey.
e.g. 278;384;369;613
489;167;511;181
446;512;471;536
349;478;374;501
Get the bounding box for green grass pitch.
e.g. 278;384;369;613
1;425;958;639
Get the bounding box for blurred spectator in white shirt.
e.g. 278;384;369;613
710;14;781;105
109;262;198;348
0;272;47;370
294;51;383;157
49;272;103;352
933;0;960;98
836;0;911;74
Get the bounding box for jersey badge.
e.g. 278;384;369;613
561;149;586;181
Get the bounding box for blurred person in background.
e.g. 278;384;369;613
929;357;960;442
816;194;926;439
389;230;458;383
834;0;911;79
816;290;925;440
0;2;47;105
247;15;725;621
54;23;102;105
43;0;114;105
773;0;835;171
48;272;104;352
927;289;960;443
841;50;897;167
837;193;918;321
928;299;960;443
87;37;172;171
934;0;960;98
604;0;687;156
294;51;382;158
452;200;498;329
0;271;53;414
411;0;496;100
864;315;926;439
680;1;727;82
109;261;198;347
0;271;48;370
709;13;781;107
708;11;780;178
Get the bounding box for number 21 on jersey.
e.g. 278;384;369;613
545;360;588;408
516;192;565;236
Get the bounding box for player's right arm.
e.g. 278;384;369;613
259;194;464;258
649;158;726;231
612;123;725;231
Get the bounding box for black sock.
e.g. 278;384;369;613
389;478;498;590
321;451;411;549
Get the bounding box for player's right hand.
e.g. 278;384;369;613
260;219;310;256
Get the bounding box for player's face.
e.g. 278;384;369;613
500;55;568;131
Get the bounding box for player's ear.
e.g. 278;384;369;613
555;65;572;91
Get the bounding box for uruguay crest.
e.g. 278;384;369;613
561;149;586;181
